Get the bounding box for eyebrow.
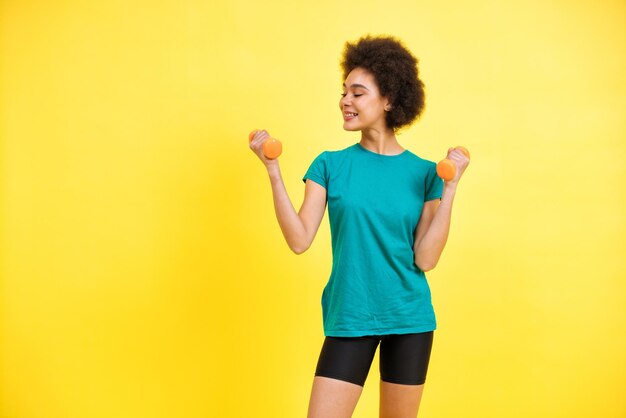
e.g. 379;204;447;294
342;83;370;90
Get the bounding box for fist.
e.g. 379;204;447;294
249;129;282;161
444;146;470;183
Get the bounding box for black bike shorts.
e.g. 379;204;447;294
314;331;434;387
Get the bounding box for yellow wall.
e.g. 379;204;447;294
1;0;625;417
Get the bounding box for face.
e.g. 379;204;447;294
339;67;391;132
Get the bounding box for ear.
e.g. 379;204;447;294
383;97;393;112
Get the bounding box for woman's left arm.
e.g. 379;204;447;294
413;148;470;272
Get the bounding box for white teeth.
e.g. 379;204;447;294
345;113;357;117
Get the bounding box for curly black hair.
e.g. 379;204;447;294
340;35;425;132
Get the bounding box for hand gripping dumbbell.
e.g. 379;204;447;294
436;146;470;181
249;129;282;159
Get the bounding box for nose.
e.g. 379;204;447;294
339;94;350;108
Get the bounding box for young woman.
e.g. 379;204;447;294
249;35;469;418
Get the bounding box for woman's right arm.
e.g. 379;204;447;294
250;130;327;254
267;163;327;254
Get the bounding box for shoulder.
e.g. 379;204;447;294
310;144;356;162
404;149;437;170
328;143;357;156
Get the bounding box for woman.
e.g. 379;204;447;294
249;34;469;418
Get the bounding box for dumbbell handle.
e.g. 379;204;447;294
436;146;470;181
249;129;283;159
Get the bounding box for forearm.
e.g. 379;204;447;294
415;183;457;271
266;162;308;254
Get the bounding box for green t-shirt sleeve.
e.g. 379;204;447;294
302;151;328;189
425;162;444;201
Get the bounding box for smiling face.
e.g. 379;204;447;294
339;67;391;132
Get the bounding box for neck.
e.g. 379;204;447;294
359;127;403;155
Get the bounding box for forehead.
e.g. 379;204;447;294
343;67;378;90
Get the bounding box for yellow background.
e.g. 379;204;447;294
1;0;625;417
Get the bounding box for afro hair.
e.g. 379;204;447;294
340;35;426;131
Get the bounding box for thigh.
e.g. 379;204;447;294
379;331;434;385
379;380;425;418
315;336;380;387
307;376;363;418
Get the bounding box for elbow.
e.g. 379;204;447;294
414;256;437;272
289;231;314;255
417;262;436;273
290;242;310;255
425;265;436;273
291;246;306;255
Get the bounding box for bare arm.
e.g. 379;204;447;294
413;148;470;271
250;130;327;254
267;163;327;254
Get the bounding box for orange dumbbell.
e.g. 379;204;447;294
248;129;283;159
436;146;470;181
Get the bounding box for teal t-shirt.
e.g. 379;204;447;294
302;142;444;337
